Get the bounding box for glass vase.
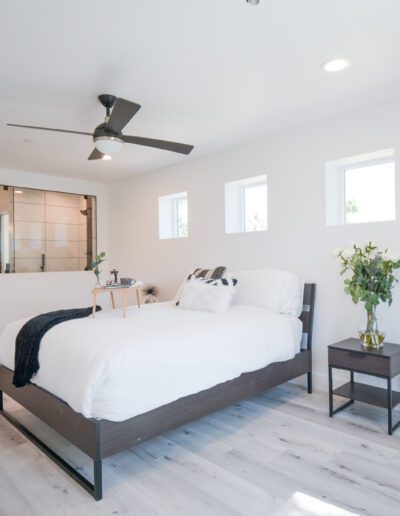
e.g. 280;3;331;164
358;306;385;349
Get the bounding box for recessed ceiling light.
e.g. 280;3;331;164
14;190;23;194
322;58;351;73
102;154;112;160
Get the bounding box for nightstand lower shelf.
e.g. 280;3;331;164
334;381;400;409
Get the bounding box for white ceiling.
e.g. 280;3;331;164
1;0;400;183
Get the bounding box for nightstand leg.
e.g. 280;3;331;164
388;377;393;435
136;288;141;308
350;371;354;402
328;366;333;417
122;291;127;318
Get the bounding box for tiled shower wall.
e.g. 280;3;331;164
14;189;95;272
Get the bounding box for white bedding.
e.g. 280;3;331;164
0;302;302;422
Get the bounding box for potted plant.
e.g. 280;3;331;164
336;242;400;348
89;252;106;286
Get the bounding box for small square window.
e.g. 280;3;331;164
158;192;188;239
225;175;267;233
344;162;395;224
326;149;396;225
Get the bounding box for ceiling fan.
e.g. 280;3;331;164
7;94;194;160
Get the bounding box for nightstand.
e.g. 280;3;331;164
328;338;400;435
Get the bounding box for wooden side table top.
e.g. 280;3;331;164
328;338;400;378
92;281;143;318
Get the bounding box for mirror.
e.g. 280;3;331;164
0;185;97;273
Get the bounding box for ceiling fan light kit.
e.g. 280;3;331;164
94;136;123;155
7;94;194;161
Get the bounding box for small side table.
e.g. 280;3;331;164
92;281;143;318
328;338;400;435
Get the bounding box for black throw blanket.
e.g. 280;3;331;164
13;306;102;388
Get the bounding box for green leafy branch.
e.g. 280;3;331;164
336;242;400;312
89;252;106;278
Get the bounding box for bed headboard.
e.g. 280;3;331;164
299;283;316;351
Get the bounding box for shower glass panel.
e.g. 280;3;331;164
0;185;96;273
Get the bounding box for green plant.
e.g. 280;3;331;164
337;242;400;311
89;251;106;280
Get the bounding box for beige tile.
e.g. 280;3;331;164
78;240;87;258
14;203;45;222
14;239;44;258
14;258;43;273
45;258;79;272
14;188;44;205
92;218;97;238
46;222;78;241
14;221;45;241
78;224;87;241
45;205;78;224
45;191;80;208
46;240;78;258
79;258;89;271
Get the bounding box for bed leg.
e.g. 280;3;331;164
0;390;3;412
93;458;103;501
307;372;312;394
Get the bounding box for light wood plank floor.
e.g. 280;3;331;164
1;383;400;516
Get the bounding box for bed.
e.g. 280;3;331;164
0;282;316;501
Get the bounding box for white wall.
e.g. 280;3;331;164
110;99;400;391
0;168;111;330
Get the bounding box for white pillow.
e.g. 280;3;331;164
177;279;235;313
232;268;304;316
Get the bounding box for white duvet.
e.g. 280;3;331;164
0;302;302;422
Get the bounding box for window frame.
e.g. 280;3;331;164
342;157;395;225
158;191;188;240
325;149;396;226
173;195;188;238
241;181;268;233
224;174;268;234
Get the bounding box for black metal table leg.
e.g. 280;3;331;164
329;366;333;416
388;377;393;435
350;371;354;402
329;366;355;416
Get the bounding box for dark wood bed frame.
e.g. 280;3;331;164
0;283;316;501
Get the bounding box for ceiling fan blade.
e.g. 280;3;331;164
7;123;92;136
88;148;105;160
106;98;141;134
122;135;194;155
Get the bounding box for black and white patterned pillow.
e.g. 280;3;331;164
187;266;227;281
176;266;237;305
198;277;238;287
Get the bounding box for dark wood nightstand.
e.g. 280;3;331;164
328;338;400;435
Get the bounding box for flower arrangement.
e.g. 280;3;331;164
89;251;106;286
336;242;400;348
